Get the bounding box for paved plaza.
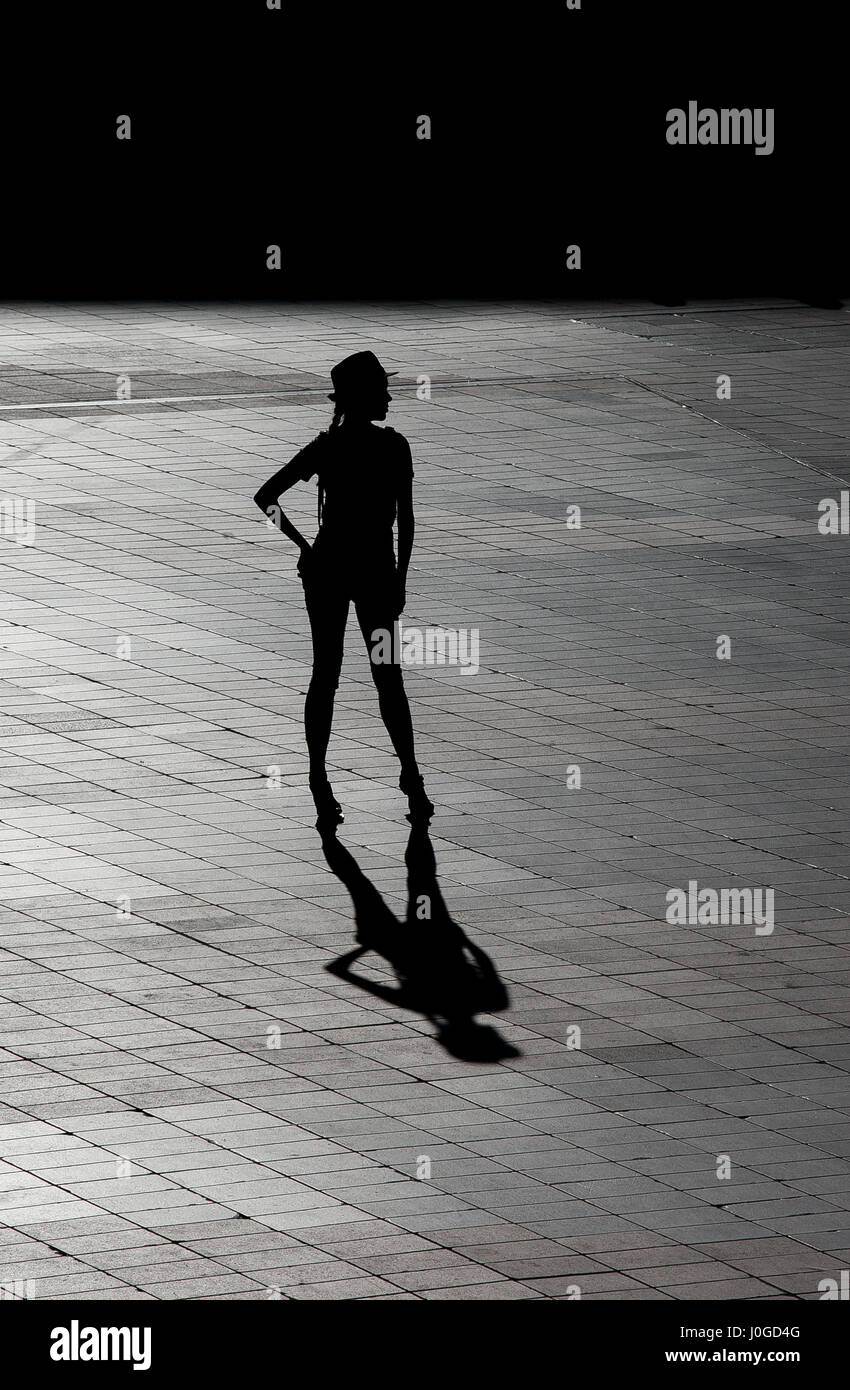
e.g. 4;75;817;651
0;299;848;1300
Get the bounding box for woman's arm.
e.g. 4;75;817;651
395;465;414;618
253;448;317;551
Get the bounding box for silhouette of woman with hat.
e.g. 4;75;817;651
254;351;434;831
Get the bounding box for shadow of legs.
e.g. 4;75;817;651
320;827;519;1061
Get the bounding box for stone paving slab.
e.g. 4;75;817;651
0;299;848;1299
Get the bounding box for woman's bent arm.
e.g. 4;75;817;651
253;453;314;551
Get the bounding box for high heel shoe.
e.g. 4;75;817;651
399;768;434;822
310;775;344;832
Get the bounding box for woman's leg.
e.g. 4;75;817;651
354;597;417;775
304;578;349;784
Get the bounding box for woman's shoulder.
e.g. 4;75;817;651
381;427;413;466
308;428;339;454
381;426;408;445
288;430;334;480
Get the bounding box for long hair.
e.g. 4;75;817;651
318;402;345;524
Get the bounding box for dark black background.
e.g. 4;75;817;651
1;1;842;300
12;1297;844;1378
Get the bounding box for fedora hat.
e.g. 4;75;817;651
328;350;398;402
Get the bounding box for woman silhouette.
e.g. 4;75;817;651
253;351;434;831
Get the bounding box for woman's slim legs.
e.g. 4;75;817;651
354;598;417;776
304;580;349;782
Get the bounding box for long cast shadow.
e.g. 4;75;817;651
321;825;520;1063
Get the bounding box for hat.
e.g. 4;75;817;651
328;350;397;402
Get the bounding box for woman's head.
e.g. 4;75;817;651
328;351;396;424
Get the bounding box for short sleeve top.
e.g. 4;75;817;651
291;424;413;556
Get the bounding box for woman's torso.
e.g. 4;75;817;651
310;423;411;574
